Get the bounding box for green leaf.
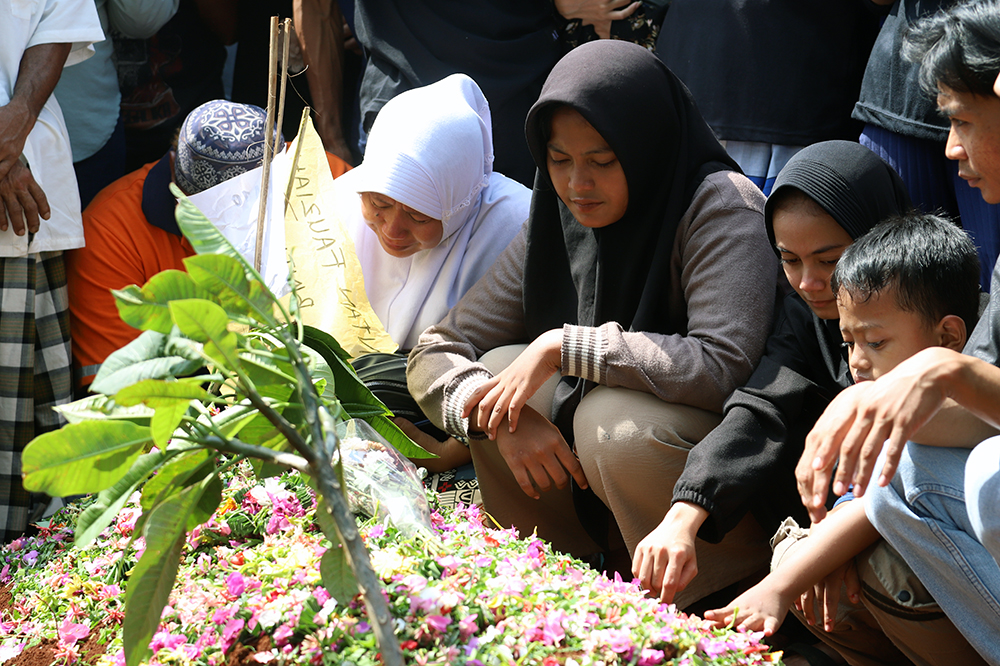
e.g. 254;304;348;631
239;347;297;388
183;253;273;324
113;270;217;334
172;185;280;321
314;495;340;544
150;401;192;448
55;394;154;426
74;450;173;548
115;380;214;448
315;497;359;603
22;421;151;495
140;448;214;513
124;475;216;666
190;473;223;531
168;299;230;344
303;325;353;365
115;379;215;406
92;330;204;395
320;545;359;605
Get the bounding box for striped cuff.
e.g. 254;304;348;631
443;370;493;440
561;324;606;384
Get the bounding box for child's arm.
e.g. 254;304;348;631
704;500;878;634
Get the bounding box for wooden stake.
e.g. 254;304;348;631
255;16;280;272
275;18;292;147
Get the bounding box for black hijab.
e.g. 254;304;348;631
764;140;912;248
521;40;739;438
764;140;913;392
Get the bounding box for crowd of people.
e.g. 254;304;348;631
2;0;1000;665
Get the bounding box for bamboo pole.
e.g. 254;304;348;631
275;18;292;148
255;16;280;272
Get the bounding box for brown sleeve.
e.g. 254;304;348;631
563;171;778;412
407;227;529;437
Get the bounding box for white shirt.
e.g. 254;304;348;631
0;0;104;257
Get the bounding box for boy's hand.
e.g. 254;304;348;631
632;502;707;603
463;328;562;439
704;578;791;635
796;560;859;632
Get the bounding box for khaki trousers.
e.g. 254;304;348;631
772;519;986;666
473;345;771;608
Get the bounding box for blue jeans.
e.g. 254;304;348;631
966;437;1000;568
866;441;1000;664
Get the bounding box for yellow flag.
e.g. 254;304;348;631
282;113;397;357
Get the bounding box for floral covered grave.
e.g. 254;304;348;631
0;462;783;666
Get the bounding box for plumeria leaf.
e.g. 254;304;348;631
190;473;224;531
183;253;274;324
22;421;151;496
91;330;204;396
169;299;241;373
320;544;359;605
115;379;215;406
140;449;214;513
55;394;154;426
113;270;218;334
240;348;297;388
125;474;216;666
172;185;278;322
74;450;174;548
115;380;215;448
150;401;193;448
314;496;340;546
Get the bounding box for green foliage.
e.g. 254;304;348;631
25;188;413;666
124;474;220;666
22;421;152;496
91;329;205;396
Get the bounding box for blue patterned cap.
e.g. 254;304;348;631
174;100;285;195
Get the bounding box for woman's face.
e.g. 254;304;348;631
546;107;628;229
360;192;444;258
771;202;853;320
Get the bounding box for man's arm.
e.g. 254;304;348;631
0;42;70;234
0;43;71;183
797;347;1000;522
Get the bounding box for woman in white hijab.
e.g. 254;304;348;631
336;73;531;352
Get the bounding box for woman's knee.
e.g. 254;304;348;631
573;386;721;482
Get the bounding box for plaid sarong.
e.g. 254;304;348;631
0;252;72;543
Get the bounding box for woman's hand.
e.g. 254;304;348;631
493;405;588;499
395;417;472;474
463;329;563;439
632;502;709;603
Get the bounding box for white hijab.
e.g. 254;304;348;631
337;73;530;350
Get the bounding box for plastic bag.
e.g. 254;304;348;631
334;418;433;538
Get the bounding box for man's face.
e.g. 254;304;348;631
938;84;1000;204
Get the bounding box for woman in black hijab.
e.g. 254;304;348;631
407;40;778;601
633;140;912;606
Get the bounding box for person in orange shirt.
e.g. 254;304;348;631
66;99;350;393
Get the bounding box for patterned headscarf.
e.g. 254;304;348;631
174;100;284;195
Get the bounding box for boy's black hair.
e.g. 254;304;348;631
903;0;1000;97
832;212;981;333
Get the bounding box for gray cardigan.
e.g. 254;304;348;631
407;171;778;440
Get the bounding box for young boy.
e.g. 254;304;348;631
704;211;981;636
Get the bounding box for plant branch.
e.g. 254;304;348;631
243;390;316;465
202;435;309;474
